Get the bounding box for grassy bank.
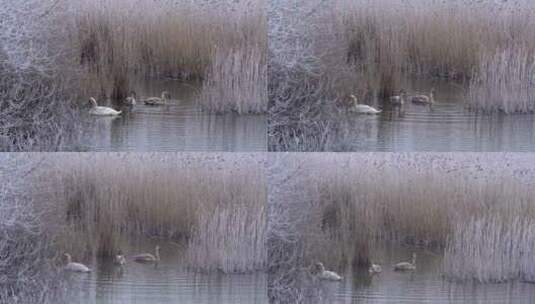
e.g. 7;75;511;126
269;154;535;283
33;153;266;273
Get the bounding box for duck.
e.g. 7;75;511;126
125;91;136;106
312;262;343;281
114;252;127;266
368;262;382;274
132;245;160;263
63;253;91;273
88;97;122;116
349;95;381;114
393;253;416;271
389;90;407;106
411;89;435;105
144;91;170;106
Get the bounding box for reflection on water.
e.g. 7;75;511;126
316;246;535;303
65;243;267;304
349;82;535;151
76;80;266;151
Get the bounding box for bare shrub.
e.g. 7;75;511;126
0;155;66;303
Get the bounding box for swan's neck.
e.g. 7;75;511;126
161;93;167;101
429;92;434;102
155;248;160;261
89;98;98;108
411;256;416;265
352;97;359;106
65;254;72;264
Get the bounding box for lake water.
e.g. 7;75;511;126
347;82;535;152
310;246;535;303
64;243;267;304
76;80;266;152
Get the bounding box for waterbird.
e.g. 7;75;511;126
393;253;416;271
390;90;407;105
144;91;170;105
114;253;127;266
349;94;381;114
88;97;122;116
369;262;382;274
64;253;91;273
411;89;435;105
312;262;343;281
125;91;137;106
133;245;160;263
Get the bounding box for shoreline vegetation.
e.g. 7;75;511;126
269;0;535;151
71;0;267;113
1;0;266;151
0;153;266;303
267;154;535;302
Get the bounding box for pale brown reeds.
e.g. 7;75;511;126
34;153;266;272
69;0;267;112
305;0;535;110
270;154;535;278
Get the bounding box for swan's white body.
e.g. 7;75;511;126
349;95;381;114
64;254;91;273
144;92;170;105
313;262;343;281
133;246;160;263
89;98;122;116
394;253;416;271
369;263;382;274
411;90;435;105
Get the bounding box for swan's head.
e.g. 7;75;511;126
314;262;325;272
349;94;358;105
88;97;98;108
64;253;72;263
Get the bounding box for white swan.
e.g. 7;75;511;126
64;253;91;273
125;91;136;106
313;262;343;281
88;97;122;116
411;89;435;105
389;90;406;105
349;95;381;114
144;91;170;106
369;262;382;274
114;254;127;266
133;245;160;263
394;253;416;271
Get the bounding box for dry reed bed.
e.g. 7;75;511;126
68;0;266;113
445;215;535;283
34;153;266;273
273;154;535;282
325;0;535;111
